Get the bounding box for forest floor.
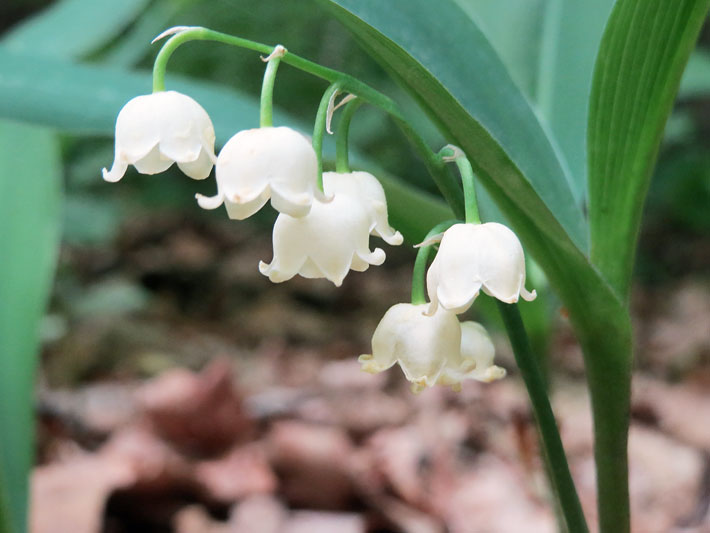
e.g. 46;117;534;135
32;211;710;533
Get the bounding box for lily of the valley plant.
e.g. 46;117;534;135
100;25;583;533
97;2;709;528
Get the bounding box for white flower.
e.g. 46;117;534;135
427;222;536;314
196;127;322;220
359;303;505;392
323;171;403;245
102;91;216;183
258;191;386;286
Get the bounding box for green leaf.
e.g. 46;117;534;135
453;0;545;99
0;120;62;533
536;0;615;201
0;47;451;242
315;0;589;253
2;0;151;59
679;48;710;98
588;0;710;300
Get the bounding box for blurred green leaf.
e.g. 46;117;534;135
2;0;150;58
679;48;710;98
588;0;710;300
535;0;615;201
0;120;61;533
63;194;120;245
453;0;544;99
99;0;185;67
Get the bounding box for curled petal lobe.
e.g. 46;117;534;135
260;192;384;286
427;222;536;314
104;91;216;182
102;160;128;183
214;127;318;219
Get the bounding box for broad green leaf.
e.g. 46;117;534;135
2;0;150;59
588;0;710;300
0;120;62;533
314;2;635;530
536;0;615;201
0;48;451;242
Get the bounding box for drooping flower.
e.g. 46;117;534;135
358;303;505;392
258;190;385;286
196;127;323;220
102;91;216;183
322;171;403;245
426;222;536;314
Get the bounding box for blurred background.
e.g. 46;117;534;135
1;0;709;532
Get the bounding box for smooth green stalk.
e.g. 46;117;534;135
313;83;341;191
497;302;589;533
410;220;458;304
438;145;481;224
150;26;463;216
335;98;362;173
259;46;284;128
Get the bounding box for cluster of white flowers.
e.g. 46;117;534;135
104;87;535;394
103;90;401;287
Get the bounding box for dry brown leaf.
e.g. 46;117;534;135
267;421;355;509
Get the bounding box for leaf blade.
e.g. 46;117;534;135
2;0;151;59
0;120;62;533
588;0;710;299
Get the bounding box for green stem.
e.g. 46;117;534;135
313;83;341;191
335;98;362;173
150;26;463;217
497;302;589;533
259;45;284;128
410;220;458;304
439;145;481;224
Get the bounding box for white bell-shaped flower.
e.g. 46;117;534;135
102;91;216;183
359;303;504;392
196;127;322;220
427;222;536;314
322;171;403;245
259;190;386;286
